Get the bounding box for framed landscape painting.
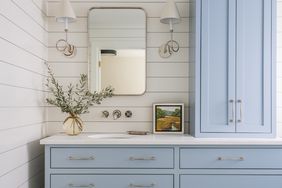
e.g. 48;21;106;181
153;103;184;134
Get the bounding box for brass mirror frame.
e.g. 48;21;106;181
87;7;147;96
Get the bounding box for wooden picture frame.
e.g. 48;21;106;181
153;103;184;134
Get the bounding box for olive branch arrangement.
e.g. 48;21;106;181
45;63;114;117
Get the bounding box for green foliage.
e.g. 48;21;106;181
172;108;181;117
45;63;114;116
156;108;166;119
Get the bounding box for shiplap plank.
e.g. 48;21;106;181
48;62;190;77
0;0;47;45
278;33;282;47
0;155;44;188
278;2;282;17
47;2;190;17
32;0;48;15
278;94;282;107
148;17;190;32
147;77;189;92
147;47;189;62
0;62;45;91
278;78;282;92
0;123;46;154
278;62;282;77
18;171;44;188
48;62;87;77
0;15;47;60
48;47;189;62
48;32;189;48
0;39;45;75
48;47;87;62
147;63;190;77
147;33;189;47
0;107;45;130
0;140;43;177
47;121;189;135
48;32;87;47
0;85;46;107
48;17;87;32
12;0;47;29
278;17;282;32
47;106;189;122
278;108;282;123
48;17;189;33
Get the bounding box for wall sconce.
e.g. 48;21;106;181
55;0;77;57
159;0;181;58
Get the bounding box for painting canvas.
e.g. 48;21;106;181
153;103;184;134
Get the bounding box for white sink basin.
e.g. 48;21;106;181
88;134;133;139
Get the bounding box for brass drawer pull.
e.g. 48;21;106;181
237;99;243;123
217;156;245;161
69;183;95;187
129;183;155;187
68;156;95;160
129;156;156;161
229;99;235;123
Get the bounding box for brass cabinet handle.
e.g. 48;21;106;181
68;156;95;160
237;100;243;123
129;183;155;187
217;156;245;161
69;183;95;188
229;99;235;123
129;156;156;161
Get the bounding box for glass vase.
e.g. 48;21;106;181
63;114;83;135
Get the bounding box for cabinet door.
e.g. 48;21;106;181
200;0;236;133
180;175;282;188
236;0;272;133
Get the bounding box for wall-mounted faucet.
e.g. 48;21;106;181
113;110;122;120
102;110;109;118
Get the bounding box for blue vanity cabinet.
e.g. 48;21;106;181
191;0;276;137
180;175;282;188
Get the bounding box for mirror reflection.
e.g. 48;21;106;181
88;8;146;95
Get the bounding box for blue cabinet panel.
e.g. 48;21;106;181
51;147;174;169
51;174;173;188
236;0;272;133
180;175;282;188
200;0;236;133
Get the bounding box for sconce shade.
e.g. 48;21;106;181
160;0;181;25
56;0;76;23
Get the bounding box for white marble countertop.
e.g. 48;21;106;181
40;133;282;145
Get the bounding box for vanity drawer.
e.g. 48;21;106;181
51;175;173;188
51;147;174;169
180;148;282;169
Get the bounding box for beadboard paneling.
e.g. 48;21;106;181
0;0;47;187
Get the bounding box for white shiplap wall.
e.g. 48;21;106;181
0;0;47;187
46;0;190;134
46;0;282;136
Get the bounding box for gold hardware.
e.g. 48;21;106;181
237;100;243;123
129;183;155;187
217;156;244;161
229;99;235;123
68;183;95;187
68;156;95;160
129;156;156;161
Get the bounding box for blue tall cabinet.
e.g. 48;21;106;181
190;0;276;137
